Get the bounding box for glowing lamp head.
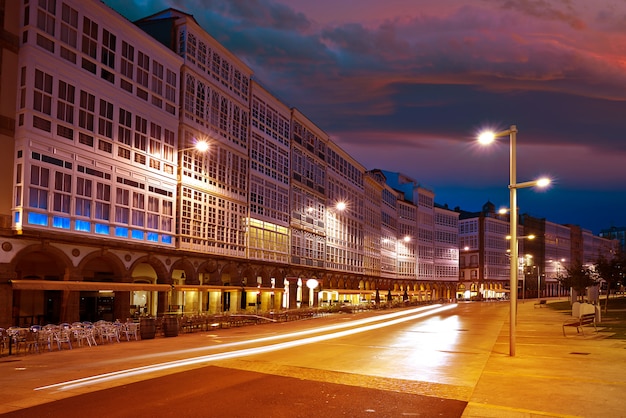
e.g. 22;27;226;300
336;202;347;211
478;131;496;145
195;141;209;152
536;177;551;188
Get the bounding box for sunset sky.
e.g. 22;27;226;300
105;0;626;234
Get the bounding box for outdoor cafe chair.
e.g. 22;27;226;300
97;322;120;344
71;323;97;347
7;327;26;354
40;324;57;351
121;321;139;341
24;326;41;354
53;323;73;350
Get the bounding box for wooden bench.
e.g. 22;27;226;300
562;313;597;336
534;299;547;308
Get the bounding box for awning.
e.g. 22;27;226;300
173;285;283;293
173;284;223;292
9;280;171;292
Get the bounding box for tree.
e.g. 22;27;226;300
556;262;598;303
594;249;626;314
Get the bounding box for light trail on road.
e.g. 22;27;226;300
36;304;456;392
114;303;447;362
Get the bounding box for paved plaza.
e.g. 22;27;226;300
1;300;625;417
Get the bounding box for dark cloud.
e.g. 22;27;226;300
106;1;626;115
177;0;312;31
496;0;586;29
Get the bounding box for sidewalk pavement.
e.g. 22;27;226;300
1;300;625;417
463;298;626;418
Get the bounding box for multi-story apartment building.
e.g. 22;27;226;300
379;184;400;281
381;171;459;301
458;202;517;300
523;217;572;298
525;216;619;297
136;9;255;315
457;205;616;301
288;109;329;306
324;140;365;301
362;171;384;284
247;81;291;267
397;197;417;283
416;188;437;282
246;80;291;310
434;204;460;287
523;216;618;297
6;0;184;324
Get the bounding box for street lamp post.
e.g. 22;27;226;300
478;125;550;357
509;127;519;357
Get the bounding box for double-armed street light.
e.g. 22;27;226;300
478;125;551;356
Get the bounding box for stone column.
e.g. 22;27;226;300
0;262;17;327
288;279;299;309
58;267;81;324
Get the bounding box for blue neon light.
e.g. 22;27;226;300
131;230;144;240
75;220;91;232
115;227;129;237
27;212;48;226
52;216;70;229
95;224;110;235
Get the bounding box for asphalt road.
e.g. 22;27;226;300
0;303;507;417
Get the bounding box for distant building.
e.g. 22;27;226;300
523;216;572;298
456;203;617;301
457;201;516;300
599;226;626;252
